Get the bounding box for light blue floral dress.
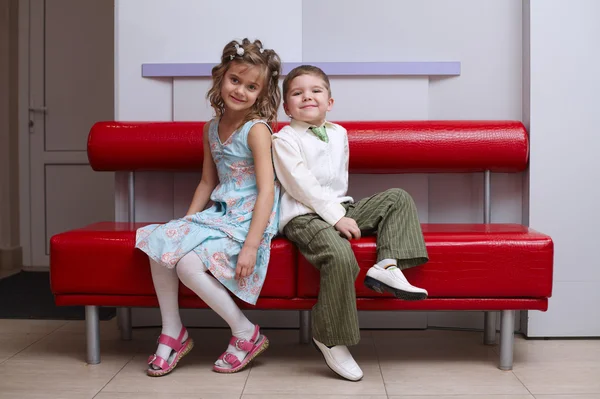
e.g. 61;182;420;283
135;119;280;305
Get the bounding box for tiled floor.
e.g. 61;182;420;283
0;319;599;399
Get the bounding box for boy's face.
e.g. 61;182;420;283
284;74;334;126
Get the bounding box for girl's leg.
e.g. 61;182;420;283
149;259;188;368
175;252;255;369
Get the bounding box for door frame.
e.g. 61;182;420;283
17;0;32;268
18;0;48;268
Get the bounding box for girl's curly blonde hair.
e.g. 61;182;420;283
206;38;282;126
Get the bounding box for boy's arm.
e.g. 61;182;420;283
272;135;346;226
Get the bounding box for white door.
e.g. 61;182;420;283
26;0;115;267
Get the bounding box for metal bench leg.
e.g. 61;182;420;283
499;310;515;370
484;311;497;345
299;310;311;344
117;307;132;341
86;305;101;364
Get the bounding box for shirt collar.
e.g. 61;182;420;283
289;119;335;135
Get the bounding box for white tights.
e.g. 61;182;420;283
149;252;255;369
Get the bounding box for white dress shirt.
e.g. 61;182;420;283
272;119;353;232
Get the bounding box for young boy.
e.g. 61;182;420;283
272;65;429;381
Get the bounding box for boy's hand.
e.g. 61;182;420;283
235;245;257;279
334;217;361;240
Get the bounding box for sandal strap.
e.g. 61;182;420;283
228;325;261;351
249;325;260;342
216;325;261;370
148;354;169;370
219;352;241;368
229;337;254;352
157;327;187;351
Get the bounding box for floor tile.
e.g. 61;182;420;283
0;321;138;397
375;330;528;395
101;329;249;395
2;320;599;398
0;333;47;362
0;319;67;334
509;337;600;395
388;394;535;399
389;396;534;399
512;336;600;366
0;391;93;399
96;394;240;399
534;395;600;399
9;327;142;363
0;359;126;397
513;364;600;395
242;330;385;396
243;396;387;399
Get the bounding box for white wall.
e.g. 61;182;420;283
115;0;524;224
115;0;302;122
525;0;600;337
116;0;526;330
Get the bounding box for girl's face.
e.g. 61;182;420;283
220;62;264;115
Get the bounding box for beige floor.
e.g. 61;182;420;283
0;318;599;399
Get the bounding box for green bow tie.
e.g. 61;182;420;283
310;125;329;143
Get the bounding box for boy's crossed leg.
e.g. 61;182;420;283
344;188;429;300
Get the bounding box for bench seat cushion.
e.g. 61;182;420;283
50;223;553;307
50;222;298;299
297;224;553;299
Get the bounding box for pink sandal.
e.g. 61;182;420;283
213;325;269;373
147;327;194;377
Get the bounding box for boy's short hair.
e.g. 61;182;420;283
282;65;331;101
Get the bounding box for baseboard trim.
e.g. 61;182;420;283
22;265;48;272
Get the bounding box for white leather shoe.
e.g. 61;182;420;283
364;264;428;300
312;338;363;381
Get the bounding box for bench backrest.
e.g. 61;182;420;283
87;121;528;173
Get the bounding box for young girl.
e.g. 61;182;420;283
135;38;282;376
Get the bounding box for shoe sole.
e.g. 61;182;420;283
364;276;428;301
147;338;195;377
311;339;362;382
212;335;270;374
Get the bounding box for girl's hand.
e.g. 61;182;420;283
235;245;257;279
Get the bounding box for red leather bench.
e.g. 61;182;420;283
50;121;553;370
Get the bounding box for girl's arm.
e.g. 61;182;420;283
185;122;219;216
235;123;275;279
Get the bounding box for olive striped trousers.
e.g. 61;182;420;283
283;188;429;346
